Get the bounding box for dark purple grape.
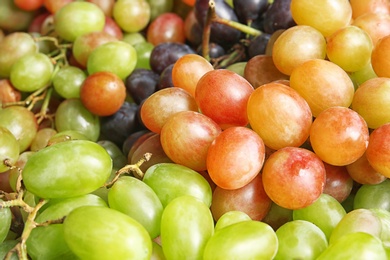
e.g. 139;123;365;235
263;0;296;34
248;33;271;58
157;63;174;90
150;42;196;74
100;101;141;147
233;0;269;23
125;68;160;105
194;0;242;46
197;42;226;59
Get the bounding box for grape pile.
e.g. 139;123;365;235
1;0;390;259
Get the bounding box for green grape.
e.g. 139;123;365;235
143;163;212;207
22;140;112;199
48;130;89;146
0;126;19;173
151;241;166;260
329;208;382;245
10;52;54;92
108;176;163;239
87;40;137;80
160;196;214;260
52;65;87;99
134;41;154;70
63;206;152;259
113;0;151;33
54;1;105;42
317;232;387;259
54;99;100;142
122;32;146;45
293;193;346;240
214;210;251;232
145;0;173;21
0;199;12;243
0;240;19;260
26;194;107;260
0;32;37;78
226;62;247;77
275;220;328;260
203;220;278;260
354;179;390;211
0;106;38;152
370;208;390;248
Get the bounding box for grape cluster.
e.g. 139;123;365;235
1;0;390;259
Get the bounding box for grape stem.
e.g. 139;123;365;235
104;153;152;187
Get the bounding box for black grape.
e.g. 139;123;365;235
197;42;226;59
150;42;196;74
100;101;141;147
233;0;269;24
248;33;271;58
157;63;174;90
263;0;296;34
194;0;242;46
125;68;160;105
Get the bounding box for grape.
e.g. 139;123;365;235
44;0;73;14
184;9;203;47
172;53;214;98
352;12;390;46
10;52;54;93
323;163;354;203
80;71;127;116
130;133;173;173
247;33;271;58
210;174;272;221
146;12;186;46
52;65;86;99
125;68;160;105
108;176;163;239
0;240;19;260
247;82;312;150
113;0;151;33
194;0;241;46
63;206;152;259
0;32;37;78
145;0;174;21
262;147;326;210
30;127;57;151
293;193;347;240
151;241;166;260
233;0;268;24
290;0;352;37
0;126;20;173
122;32;146;46
26;194;108;259
289;59;355;117
195;69;254;129
225;61;246;76
22;139;112;198
143;163;212;207
0;106;38;152
354;179;390;211
160;195;214;260
14;0;44;11
0;199;12;243
318;232;387;259
207;126;265;190
160;111;221;171
122;129;151;158
263;0;296;34
275;220;328;259
326;25;373;72
366;123;390;178
0;0;36;33
329;208;382;245
150;42;196;74
262;202;293;231
97;140;127;170
100;101;141;147
127;131;155;160
371;34;390;78
157;64;174;89
87;41;137;80
0;79;21;104
346;152;387;185
350;0;390;19
203;220;278;259
244;55;289;88
214;211;251;231
140;87;198;134
103;16;123;39
133;41;154;70
54;1;105;42
272;25;326;75
310;106;369;166
72;31;118;68
55;98;100;142
349;62;378;88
